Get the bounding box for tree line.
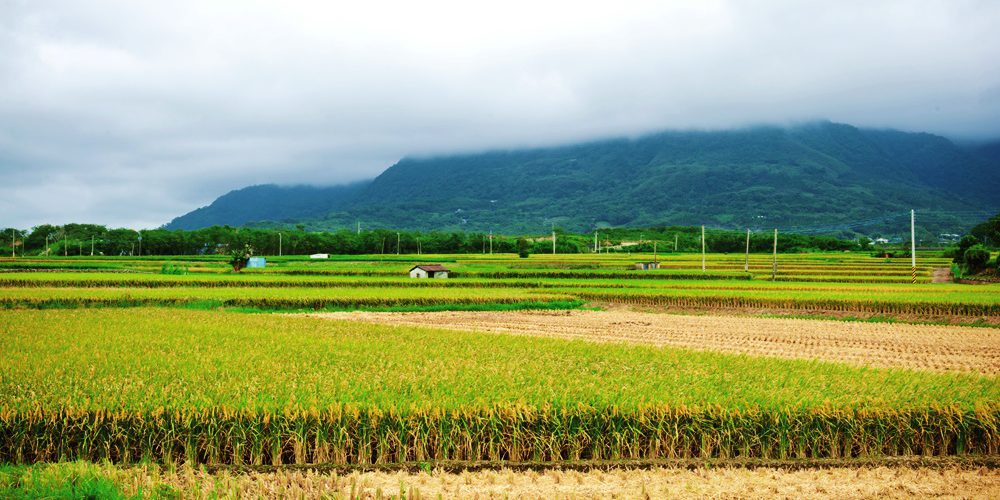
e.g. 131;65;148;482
1;223;870;257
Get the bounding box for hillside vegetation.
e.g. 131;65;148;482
165;122;1000;235
165;182;369;230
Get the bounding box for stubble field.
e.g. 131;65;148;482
3;460;998;499
309;309;1000;375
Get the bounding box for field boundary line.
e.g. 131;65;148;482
203;456;1000;475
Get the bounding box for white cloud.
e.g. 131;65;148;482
1;0;998;228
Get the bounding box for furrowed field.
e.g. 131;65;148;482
0;251;997;496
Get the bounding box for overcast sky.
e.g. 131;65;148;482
2;0;999;228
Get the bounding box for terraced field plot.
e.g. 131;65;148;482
0;251;997;494
0;285;576;310
309;310;1000;375
0;251;955;283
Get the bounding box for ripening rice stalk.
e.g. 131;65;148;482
3;308;996;468
1;404;996;465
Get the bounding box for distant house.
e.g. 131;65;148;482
634;261;660;270
310;253;329;259
246;257;266;268
409;264;450;278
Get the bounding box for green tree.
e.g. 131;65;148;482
516;237;530;258
953;235;980;263
228;243;254;272
970;212;1000;248
963;245;990;273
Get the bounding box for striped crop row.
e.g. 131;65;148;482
0;287;575;310
576;291;1000;317
2;404;996;465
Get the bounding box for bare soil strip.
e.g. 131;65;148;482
932;267;953;283
97;463;1000;499
307;310;1000;375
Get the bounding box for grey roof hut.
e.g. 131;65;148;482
409;264;451;278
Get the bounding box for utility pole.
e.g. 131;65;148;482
396;232;400;255
772;228;778;281
744;228;750;273
910;209;917;284
78;241;82;256
10;229;14;258
489;230;493;255
45;235;50;256
701;225;706;271
137;235;142;257
674;234;678;252
278;232;282;256
90;235;95;256
594;231;598;253
417;238;421;255
653;241;658;263
552;229;556;255
64;234;67;257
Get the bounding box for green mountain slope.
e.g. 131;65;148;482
164;181;368;230
167;122;1000;235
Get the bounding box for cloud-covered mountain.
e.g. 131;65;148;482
166;122;1000;236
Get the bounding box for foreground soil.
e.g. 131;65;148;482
7;462;998;499
308;310;1000;375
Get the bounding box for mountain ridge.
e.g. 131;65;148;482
164;181;369;231
165;122;1000;236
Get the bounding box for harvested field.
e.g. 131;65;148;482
310;310;1000;375
594;301;1000;327
4;461;997;499
196;466;1000;499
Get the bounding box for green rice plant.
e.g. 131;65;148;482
159;263;188;275
0;287;575;310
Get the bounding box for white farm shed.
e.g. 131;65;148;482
409;264;450;279
246;257;266;268
310;253;329;259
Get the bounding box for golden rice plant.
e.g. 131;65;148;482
1;404;996;465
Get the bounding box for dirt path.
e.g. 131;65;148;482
144;465;1000;499
12;461;999;499
932;267;953;283
305;310;1000;375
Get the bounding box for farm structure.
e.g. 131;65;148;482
634;261;660;270
409;264;450;278
245;257;266;268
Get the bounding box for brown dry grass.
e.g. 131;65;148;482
102;464;1000;499
306;310;1000;375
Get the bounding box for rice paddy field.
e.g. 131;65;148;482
1;251;997;497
